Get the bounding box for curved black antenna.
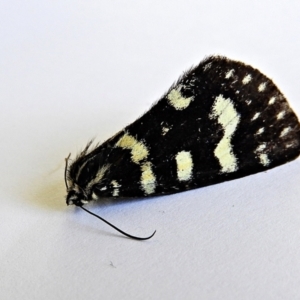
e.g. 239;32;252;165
64;153;71;190
79;206;156;240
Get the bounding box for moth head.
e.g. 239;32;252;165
65;153;90;206
66;185;89;206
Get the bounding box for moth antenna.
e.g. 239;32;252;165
79;206;156;240
64;153;71;190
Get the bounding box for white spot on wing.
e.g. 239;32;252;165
162;127;170;135
258;82;267;92
280;127;291;137
210;95;240;173
277;111;285;120
111;180;121;197
225;69;234;79
140;162;156;195
203;62;212;71
251;112;260;121
242;74;252;85
259;154;270;166
175;151;193;181
116;133;149;163
286;143;294;148
255;143;270;166
256;127;264;135
167;85;194;110
268;96;276;105
256;143;266;152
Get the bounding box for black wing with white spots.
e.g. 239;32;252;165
66;56;300;206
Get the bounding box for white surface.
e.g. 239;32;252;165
1;1;300;299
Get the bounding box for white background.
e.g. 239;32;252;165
1;1;300;299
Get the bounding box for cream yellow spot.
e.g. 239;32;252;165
251;112;260;121
111;180;121;197
259;154;270;166
268;96;276;105
225;69;234;79
256;127;264;135
258;82;267;92
256;143;266;152
162;127;170;135
277;111;285;120
175;151;193;181
167;85;194;110
116;133;148;163
210;95;240;173
140;162;156;195
280;127;291;137
242;74;252;85
255;144;270;166
203;62;212;71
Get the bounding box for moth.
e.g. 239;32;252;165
65;55;300;239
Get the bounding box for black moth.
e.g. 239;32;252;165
65;55;300;239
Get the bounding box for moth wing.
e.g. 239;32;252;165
93;56;300;198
